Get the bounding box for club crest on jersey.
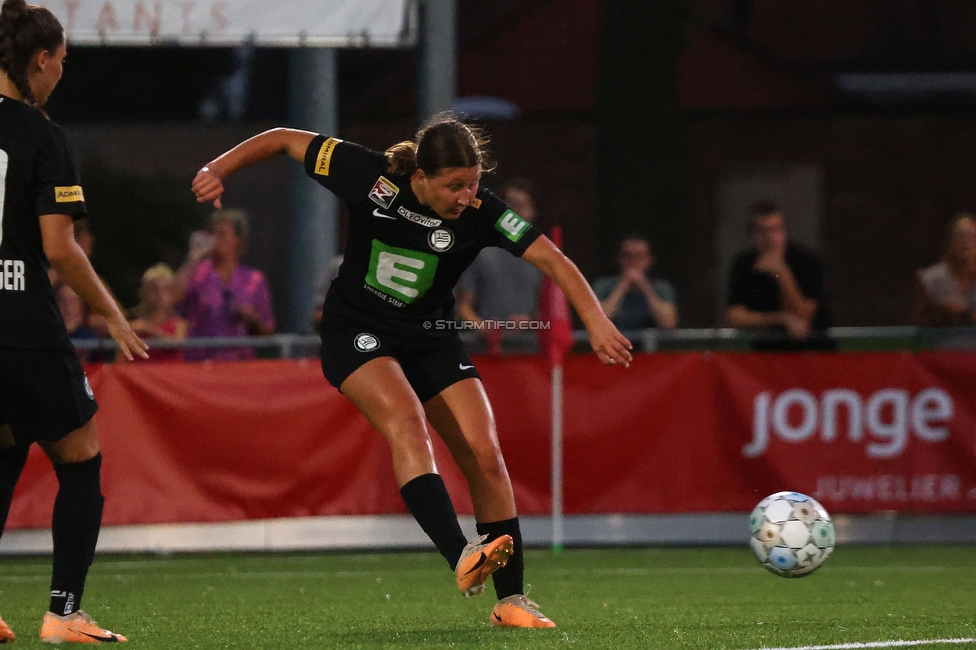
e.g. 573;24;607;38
354;333;380;352
368;177;399;209
428;228;454;252
398;206;442;228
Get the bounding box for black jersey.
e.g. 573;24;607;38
0;95;87;350
303;135;542;335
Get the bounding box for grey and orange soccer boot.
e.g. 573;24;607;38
490;593;556;628
40;610;127;644
455;533;513;597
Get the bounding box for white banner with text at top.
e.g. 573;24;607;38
48;0;415;47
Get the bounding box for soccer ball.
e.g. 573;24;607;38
749;491;835;578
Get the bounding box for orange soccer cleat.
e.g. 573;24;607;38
0;615;14;643
489;594;556;628
455;533;513;597
40;610;127;644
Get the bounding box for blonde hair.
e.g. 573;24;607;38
131;263;176;319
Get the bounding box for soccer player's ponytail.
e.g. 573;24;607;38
385;140;419;176
0;0;64;109
386;111;495;177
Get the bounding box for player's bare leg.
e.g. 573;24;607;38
423;379;515;523
342;359;508;594
340;357;437;485
425;379;554;627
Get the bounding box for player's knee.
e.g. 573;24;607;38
383;411;431;454
40;420;100;465
468;444;507;484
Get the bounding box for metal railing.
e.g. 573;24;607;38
70;326;976;359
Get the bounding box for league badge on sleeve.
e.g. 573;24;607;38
368;177;400;209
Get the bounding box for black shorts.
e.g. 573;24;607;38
320;311;481;404
0;347;99;445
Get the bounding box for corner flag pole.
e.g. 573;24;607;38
540;226;572;554
550;360;564;553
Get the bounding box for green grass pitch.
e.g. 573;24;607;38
0;545;973;649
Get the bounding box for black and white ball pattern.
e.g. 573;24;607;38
749;491;835;578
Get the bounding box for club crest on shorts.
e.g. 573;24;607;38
354;332;380;352
428;228;454;252
83;375;94;400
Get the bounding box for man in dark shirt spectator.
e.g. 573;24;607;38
726;200;832;350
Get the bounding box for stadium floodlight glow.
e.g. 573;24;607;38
56;0;417;47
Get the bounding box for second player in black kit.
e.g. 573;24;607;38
193;116;633;628
0;0;146;643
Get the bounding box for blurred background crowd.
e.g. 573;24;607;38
43;0;976;359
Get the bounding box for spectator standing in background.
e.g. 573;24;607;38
129;264;187;362
592;234;678;331
913;213;976;326
175;209;275;361
726;200;831;350
456;179;543;352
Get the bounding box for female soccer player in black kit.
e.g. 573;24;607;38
0;0;147;643
192;117;633;628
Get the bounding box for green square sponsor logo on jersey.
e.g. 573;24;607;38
495;209;529;243
365;240;439;305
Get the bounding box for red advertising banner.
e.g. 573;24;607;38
7;352;976;530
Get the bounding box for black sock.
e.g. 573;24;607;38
477;517;524;600
399;473;467;569
0;444;30;537
50;454;104;616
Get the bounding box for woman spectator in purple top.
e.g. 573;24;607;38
174;209;275;361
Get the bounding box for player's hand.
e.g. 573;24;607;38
192;166;225;209
106;314;150;361
587;316;633;368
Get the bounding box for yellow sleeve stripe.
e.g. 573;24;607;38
314;137;342;176
54;186;84;203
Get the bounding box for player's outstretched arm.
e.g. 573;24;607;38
40;214;149;361
192;128;318;208
523;236;633;368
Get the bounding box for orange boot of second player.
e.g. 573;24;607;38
0;615;14;643
40;610;127;644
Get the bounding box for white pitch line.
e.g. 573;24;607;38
753;638;975;650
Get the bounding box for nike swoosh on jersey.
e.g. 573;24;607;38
372;209;396;219
459;363;475;370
